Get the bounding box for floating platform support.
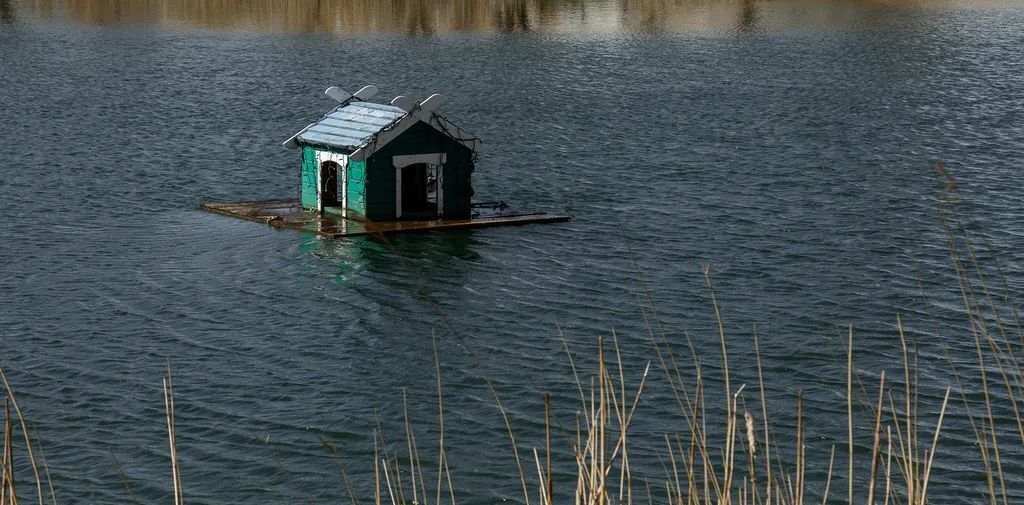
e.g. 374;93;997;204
200;199;569;238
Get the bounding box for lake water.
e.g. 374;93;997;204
1;0;1023;503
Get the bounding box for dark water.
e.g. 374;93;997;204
2;0;1024;503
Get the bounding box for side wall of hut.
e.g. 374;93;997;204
346;159;367;215
300;146;318;208
300;145;366;215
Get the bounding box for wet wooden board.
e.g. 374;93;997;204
200;199;570;238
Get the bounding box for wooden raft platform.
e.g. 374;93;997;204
200;199;570;238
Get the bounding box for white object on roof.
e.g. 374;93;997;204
324;84;379;104
284;88;481;159
324;86;351;103
390;95;416;112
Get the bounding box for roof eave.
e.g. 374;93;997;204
287;139;358;153
348;113;481;162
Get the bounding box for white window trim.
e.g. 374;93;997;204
393;153;446;168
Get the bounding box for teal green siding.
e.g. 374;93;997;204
346;160;366;215
300;147;318;208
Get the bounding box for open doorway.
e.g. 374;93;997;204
400;163;439;215
319;160;341;208
394;153;445;219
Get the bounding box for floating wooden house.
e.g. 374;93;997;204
283;85;479;221
201;85;568;238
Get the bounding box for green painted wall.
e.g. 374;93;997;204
300;147;318;208
346;160;366;215
300;145;366;215
364;121;474;221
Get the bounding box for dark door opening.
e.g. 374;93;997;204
320;161;340;207
401;163;438;215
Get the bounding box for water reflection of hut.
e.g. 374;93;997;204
283;85;481;221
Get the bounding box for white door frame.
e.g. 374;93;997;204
315;150;348;213
393;153;446;219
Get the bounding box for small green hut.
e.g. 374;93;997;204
283;85;481;221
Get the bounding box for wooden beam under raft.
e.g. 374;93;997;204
200;199;569;238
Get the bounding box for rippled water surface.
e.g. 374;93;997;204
2;0;1024;503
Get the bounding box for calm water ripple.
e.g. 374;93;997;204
2;0;1024;503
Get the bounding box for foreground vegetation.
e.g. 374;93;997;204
3;165;1021;504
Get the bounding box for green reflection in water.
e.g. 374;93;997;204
299;231;482;287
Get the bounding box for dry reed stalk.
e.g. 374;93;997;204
432;333;445;505
381;455;398;505
558;320;591;430
918;387;952;503
319;438;360;505
32;434;55;505
563;333;648;505
639;267;723;503
821;444;836;505
109;449;139;505
959;232;1024;447
377;421;407;505
867;372;886;505
753;326;773;505
846;326;853;505
942;346;998;505
967;332;1010;502
531;449;544;505
883;428;892;505
896;319;915;505
667;434;689;505
685;431;697;504
588;377;597;503
374;432;382;505
650;327;719;501
599;336;607;503
402;389;418;505
402;388;429;505
575;414;583;505
426;306;530;505
742;410;755;505
966;304;1009;505
544;393;553;505
936;167;1009;505
635;261;721;501
884;392;911;498
665;435;682;504
701;266;736;504
0;367;42;505
2;397;11;505
795;392;804;505
161;364;182;505
612;333;630;505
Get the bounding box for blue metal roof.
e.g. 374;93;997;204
290;101;407;151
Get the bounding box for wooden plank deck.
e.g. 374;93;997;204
200;199;570;238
